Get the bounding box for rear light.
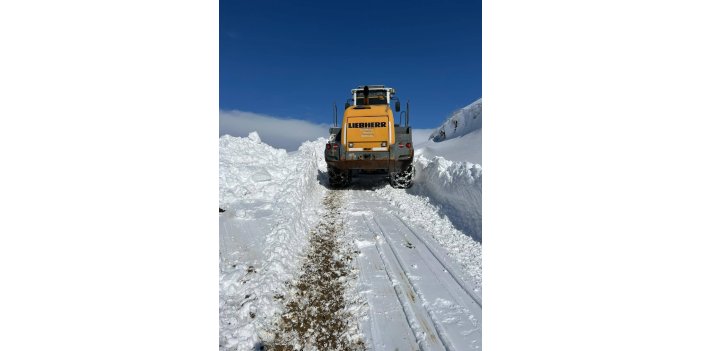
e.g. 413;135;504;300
326;144;331;150
398;144;404;148
381;141;387;147
406;143;412;148
333;144;339;150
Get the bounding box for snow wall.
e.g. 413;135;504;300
219;133;328;350
411;155;482;242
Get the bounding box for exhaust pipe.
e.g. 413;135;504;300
406;100;410;126
333;103;338;127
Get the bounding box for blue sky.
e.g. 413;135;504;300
220;0;481;130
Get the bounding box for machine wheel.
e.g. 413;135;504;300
390;164;414;189
328;166;351;188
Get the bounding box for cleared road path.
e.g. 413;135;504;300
346;181;482;351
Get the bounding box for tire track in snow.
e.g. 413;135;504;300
374;186;482;293
270;191;364;351
391;213;482;308
347;182;481;351
363;215;446;351
371;213;481;350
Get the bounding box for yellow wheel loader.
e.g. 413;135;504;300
325;85;414;188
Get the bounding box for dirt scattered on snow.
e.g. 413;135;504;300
268;191;364;351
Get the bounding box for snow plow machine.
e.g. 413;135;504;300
325;85;414;188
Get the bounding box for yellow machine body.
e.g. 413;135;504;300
342;105;395;151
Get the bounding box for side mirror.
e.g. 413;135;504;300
395;101;401;112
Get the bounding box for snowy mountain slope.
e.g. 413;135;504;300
429;98;482;143
414;98;482;164
219;127;482;350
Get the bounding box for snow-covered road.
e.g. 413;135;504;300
344;176;481;351
219;133;482;350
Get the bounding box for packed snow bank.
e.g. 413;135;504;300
219;132;328;350
411;155;482;242
411;98;482;238
416;130;482;164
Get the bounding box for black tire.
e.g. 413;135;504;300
389;164;414;189
328;166;351;188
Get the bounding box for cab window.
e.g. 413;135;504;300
355;90;387;105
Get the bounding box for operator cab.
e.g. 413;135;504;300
347;85;400;111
